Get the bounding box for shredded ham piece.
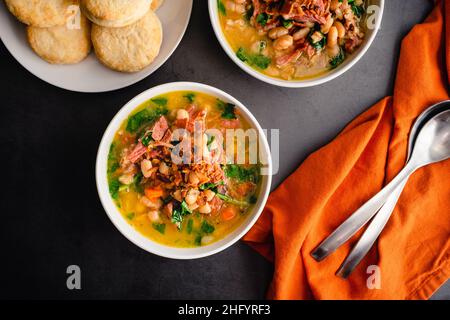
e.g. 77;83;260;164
127;142;147;163
221;119;241;129
251;0;330;28
151;116;169;141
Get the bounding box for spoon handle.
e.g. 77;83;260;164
335;179;408;278
311;161;417;262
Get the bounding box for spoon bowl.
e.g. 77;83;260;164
410;110;450;165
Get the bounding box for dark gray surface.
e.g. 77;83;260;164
0;0;448;299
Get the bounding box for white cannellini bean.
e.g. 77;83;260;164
176;109;189;120
189;171;200;185
204;190;215;202
265;65;280;77
159;162;170;175
273;35;293;51
333;21;346;38
185;189;200;205
201;235;214;245
198;203;212;214
327;26;338;48
118;174;134;185
225;0;245;13
188;203;199;211
268;27;289;39
327;44;341;58
310;31;324;43
321;17;334;34
173;189;182;202
140;159;153;178
293;27;310;40
140;196;162;209
147;210;160;222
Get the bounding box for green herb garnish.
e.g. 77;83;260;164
172;201;192;230
236;47;271;70
308;30;326;50
108;143;116;161
126;106;168;133
109;178;120;200
141;133;153;146
225;164;259;183
352;5;364;17
199;181;224;192
251;54;272;69
340;0;365;18
194;234;202;246
183;93;196;103
152;223;166;234
201;221;215;234
126;212;135;220
217;0;226;15
330;48;345;69
108;143;120;173
281;18;293;28
151;97;168;107
207;135;216;150
217;99;237;119
216;193;250;207
186;219;194;234
256;13;269;26
108;161;119;174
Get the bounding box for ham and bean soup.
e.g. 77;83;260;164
107;91;261;247
218;0;366;80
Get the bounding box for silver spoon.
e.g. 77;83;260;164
311;108;450;263
336;101;450;278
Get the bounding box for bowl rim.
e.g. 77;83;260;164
208;0;385;88
95;82;272;259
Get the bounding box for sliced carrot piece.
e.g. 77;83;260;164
221;207;237;221
144;187;164;200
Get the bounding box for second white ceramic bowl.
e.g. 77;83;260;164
208;0;384;88
96;82;272;259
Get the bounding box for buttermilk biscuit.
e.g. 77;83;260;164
91;10;162;72
80;0;152;28
5;0;79;28
151;0;164;11
27;14;91;64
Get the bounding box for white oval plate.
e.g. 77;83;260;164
0;1;193;93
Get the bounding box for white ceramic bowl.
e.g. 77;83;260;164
0;1;193;92
208;0;384;88
96;82;272;259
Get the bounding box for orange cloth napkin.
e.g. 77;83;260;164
243;0;450;299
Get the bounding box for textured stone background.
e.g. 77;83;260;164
0;0;448;299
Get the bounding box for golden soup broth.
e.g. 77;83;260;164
107;91;261;248
218;0;367;80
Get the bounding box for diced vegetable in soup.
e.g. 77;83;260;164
107;91;261;247
218;0;367;80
